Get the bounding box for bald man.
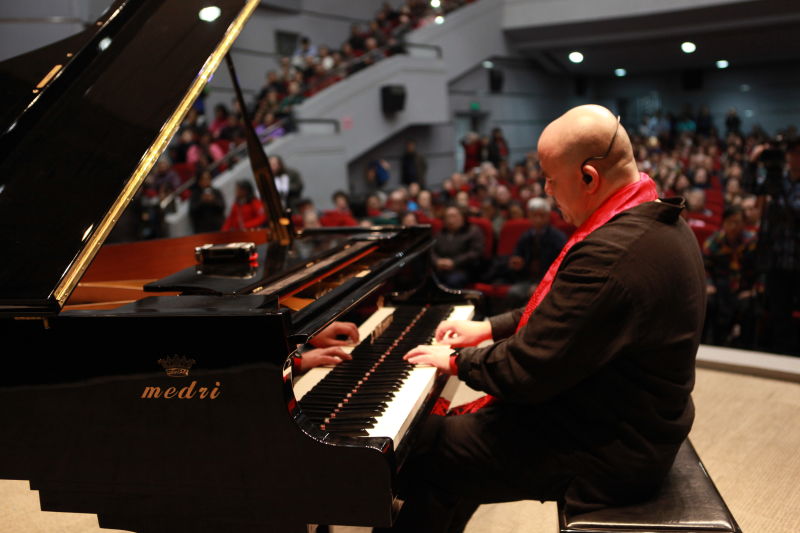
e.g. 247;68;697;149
386;106;706;532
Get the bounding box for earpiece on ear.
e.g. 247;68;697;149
583;173;592;184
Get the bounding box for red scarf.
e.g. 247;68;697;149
432;173;658;416
436;173;657;417
517;173;657;330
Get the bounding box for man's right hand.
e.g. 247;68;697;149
299;347;352;371
434;320;492;347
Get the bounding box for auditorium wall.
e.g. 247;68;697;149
347;58;573;194
590;61;800;136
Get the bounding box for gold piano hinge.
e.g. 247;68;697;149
52;0;261;306
35;64;62;91
14;317;52;329
354;269;371;278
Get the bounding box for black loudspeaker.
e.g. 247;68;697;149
489;68;504;93
574;77;588;97
682;69;703;91
381;85;406;114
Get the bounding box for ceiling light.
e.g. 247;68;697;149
716;59;729;69
681;41;696;54
740;83;751;92
614;68;626;77
430;0;441;7
568;51;584;64
434;15;445;24
482;60;494;69
198;6;221;22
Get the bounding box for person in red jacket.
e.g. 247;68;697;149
221;180;267;231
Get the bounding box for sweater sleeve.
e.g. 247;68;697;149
456;242;639;404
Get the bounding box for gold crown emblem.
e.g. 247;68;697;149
157;355;196;377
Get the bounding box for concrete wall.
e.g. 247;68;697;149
348;58;575;194
502;0;753;30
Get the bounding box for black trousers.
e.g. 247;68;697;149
377;404;573;533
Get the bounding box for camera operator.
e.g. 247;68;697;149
746;138;800;355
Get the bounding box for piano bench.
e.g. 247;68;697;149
557;440;741;533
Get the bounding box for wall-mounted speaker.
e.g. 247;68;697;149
489;69;504;93
381;85;406;114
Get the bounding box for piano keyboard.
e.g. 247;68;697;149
293;304;474;447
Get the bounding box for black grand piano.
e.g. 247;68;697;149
0;1;477;531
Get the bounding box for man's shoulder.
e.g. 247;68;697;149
565;200;701;281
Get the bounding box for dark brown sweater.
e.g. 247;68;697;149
457;198;706;511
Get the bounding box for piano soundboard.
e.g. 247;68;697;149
293;304;475;447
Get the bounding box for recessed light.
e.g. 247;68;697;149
430;0;441;7
681;41;696;54
568;51;584;64
614;68;627;77
434;15;445;24
740;84;751;92
198;6;221;22
482;60;494;69
716;59;729;69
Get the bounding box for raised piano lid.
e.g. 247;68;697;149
0;0;259;317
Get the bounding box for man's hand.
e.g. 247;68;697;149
509;256;525;271
299;347;352;371
434;320;492;347
310;321;359;348
403;345;455;374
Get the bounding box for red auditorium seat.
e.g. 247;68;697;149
497;219;532;256
319;211;358;227
468;217;495;259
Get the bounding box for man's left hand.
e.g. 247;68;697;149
404;345;455;374
310;321;359;348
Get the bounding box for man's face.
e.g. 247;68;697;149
540;147;586;226
529;210;549;230
742;197;760;225
722;212;744;241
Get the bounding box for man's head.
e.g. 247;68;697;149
741;194;761;226
721;205;745;242
538;105;638;226
444;205;467;232
527;197;551;230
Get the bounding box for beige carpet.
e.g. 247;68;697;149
1;366;798;533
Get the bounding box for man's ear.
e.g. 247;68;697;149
581;164;601;193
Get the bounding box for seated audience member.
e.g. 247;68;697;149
222;180;266;231
431;206;484;289
208;104;229;138
505;198;567;307
401;211;420;226
150;157;181;197
703;206;758;347
685;187;713;218
187;130;225;166
269;155;304;209
189;171;226;233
